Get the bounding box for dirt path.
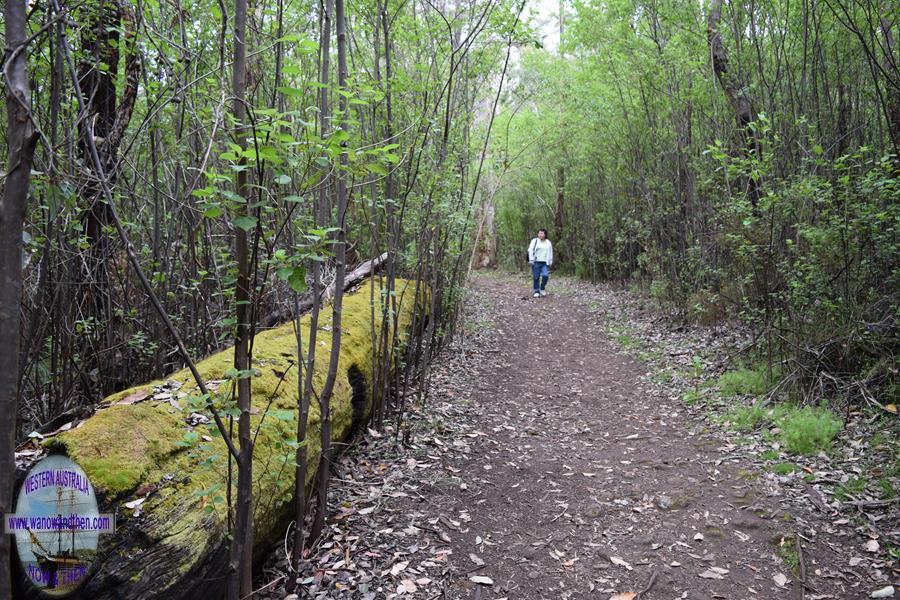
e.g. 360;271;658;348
410;273;825;599
264;272;886;599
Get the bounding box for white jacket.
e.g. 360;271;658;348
528;238;553;266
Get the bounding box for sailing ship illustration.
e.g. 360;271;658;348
23;485;94;594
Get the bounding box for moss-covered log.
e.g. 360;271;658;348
18;279;419;600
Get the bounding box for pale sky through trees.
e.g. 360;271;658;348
529;0;561;51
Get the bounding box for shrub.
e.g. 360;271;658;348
779;406;842;455
717;367;769;396
727;404;768;431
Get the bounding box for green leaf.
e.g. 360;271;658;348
288;265;307;293
367;163;388;176
233;216;257;231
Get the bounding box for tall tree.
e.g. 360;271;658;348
707;0;760;205
1;0;39;594
310;0;350;545
226;0;255;593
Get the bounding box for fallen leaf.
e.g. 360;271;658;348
699;569;726;580
609;593;637;600
773;573;789;587
470;575;493;585
610;556;633;570
118;390;150;405
389;561;408;576
870;585;895;598
865;540;880;553
883;404;897;414
398;580;417;593
469;553;485;566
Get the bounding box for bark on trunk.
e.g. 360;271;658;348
310;0;350;546
227;0;254;593
707;0;760;206
1;0;39;594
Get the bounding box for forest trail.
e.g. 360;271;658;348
405;272;846;600
267;271;874;599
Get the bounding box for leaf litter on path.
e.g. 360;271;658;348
251;273;893;599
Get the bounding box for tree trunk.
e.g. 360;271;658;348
227;0;254;594
1;0;39;594
707;0;760;206
554;165;565;259
880;9;900;154
310;0;350;546
77;0;140;394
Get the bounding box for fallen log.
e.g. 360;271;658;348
15;277;419;599
263;252;389;327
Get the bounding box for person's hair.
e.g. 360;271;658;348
537;228;547;237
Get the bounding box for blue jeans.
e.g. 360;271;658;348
531;261;549;292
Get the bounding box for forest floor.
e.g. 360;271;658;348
260;271;898;600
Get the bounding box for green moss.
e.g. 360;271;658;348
49;278;421;587
54;403;182;496
651;370;674;383
736;468;759;481
615;333;640;349
878;477;897;499
776;534;800;573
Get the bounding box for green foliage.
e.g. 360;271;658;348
489;0;899;410
681;390;704;405
833;476;867;501
779;407;842;455
771;462;798;475
722;401;842;455
725;404;770;432
717;367;769;397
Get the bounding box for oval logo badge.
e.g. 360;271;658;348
6;455;114;596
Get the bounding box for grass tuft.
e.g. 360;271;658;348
717;366;769;396
779;406;842;455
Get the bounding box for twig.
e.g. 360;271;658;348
635;569;659;600
795;533;807;600
843;497;900;508
241;574;285;599
547;507;568;524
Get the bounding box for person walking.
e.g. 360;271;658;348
527;229;553;297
